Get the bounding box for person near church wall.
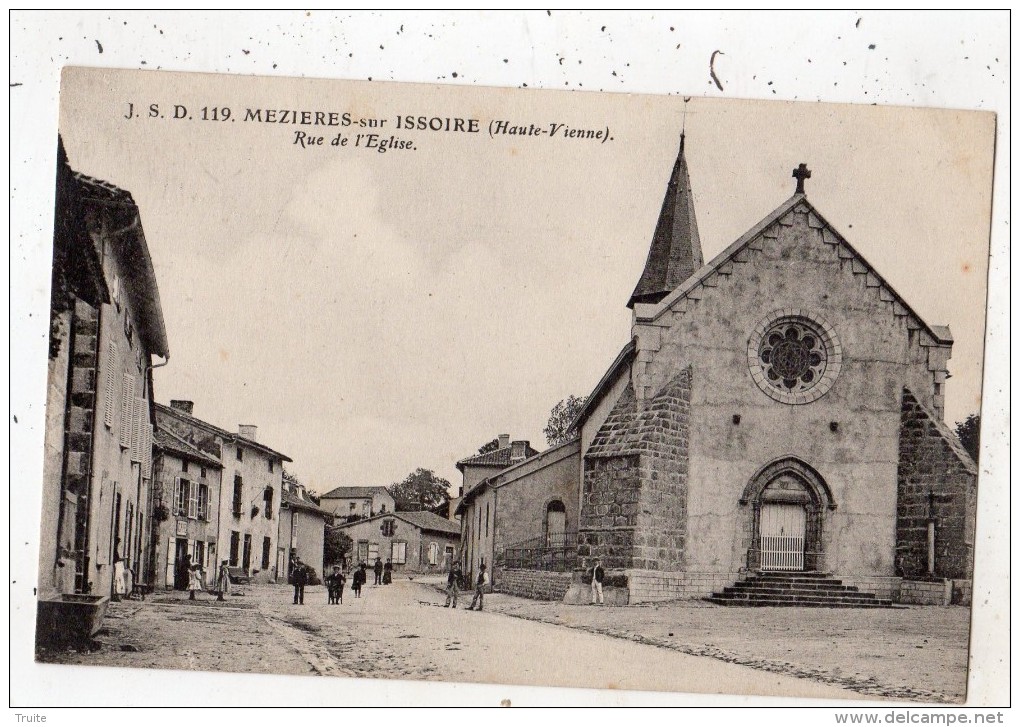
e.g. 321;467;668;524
468;563;488;611
590;558;605;605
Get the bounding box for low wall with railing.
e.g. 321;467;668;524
495;569;573;601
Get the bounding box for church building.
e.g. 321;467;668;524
487;135;978;606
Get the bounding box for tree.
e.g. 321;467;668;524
544;395;588;447
324;526;354;568
477;438;500;454
389;468;452;512
282;468;302;489
954;414;981;464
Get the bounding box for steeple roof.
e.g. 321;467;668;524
627;135;704;309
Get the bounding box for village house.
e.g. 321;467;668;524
334;511;461;574
454;435;539;582
319;485;395;522
38;140;169;605
155;400;291;583
151;422;224;590
473;137;978;607
278;478;331;581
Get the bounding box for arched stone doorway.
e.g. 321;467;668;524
740;458;836;572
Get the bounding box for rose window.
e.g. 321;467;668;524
748;311;841;404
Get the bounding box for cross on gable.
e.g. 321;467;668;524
793;163;812;194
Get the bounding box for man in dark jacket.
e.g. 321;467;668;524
373;557;383;585
444;560;463;608
467;563;488;611
590;558;605;605
292;558;308;605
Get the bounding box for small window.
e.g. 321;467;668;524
349;503;356;512
232;475;243;516
264;487;274;519
268;459;274;473
200;466;207;478
176;478;190;517
429;542;439;566
391;541;407;565
197;484;209;521
236;447;243;461
181;460;189;473
381;519;396;537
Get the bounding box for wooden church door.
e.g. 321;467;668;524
759;503;806;571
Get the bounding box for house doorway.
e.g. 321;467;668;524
545;500;567;546
173;538;189;589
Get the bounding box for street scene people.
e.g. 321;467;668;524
590;558;605;606
383;558;393;585
373;557;383;585
188;561;205;601
352;562;366;598
216;560;230;601
292;558;308;605
326;565;346;604
467;563;487;611
444;560;463;608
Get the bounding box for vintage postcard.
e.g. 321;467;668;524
33;64;994;704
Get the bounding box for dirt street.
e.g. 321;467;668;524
36;578;968;703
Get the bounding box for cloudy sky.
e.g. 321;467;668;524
57;66;994;494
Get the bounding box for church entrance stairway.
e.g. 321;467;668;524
706;571;897;608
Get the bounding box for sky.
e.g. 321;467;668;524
57;67;994;495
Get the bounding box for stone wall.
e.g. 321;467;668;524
896;389;978;581
578;368;691;572
899;579;952;606
496;569;572;601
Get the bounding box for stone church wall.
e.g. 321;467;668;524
578;368;692;573
632;205;945;582
496;569;573;601
896;389;977;582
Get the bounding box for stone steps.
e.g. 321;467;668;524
707;571;897;608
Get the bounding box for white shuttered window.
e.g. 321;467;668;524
104;341;118;427
119;374;135;448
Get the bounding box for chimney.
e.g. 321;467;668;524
238;424;258;441
498;433;510;449
170;400;194;415
511;440;529;462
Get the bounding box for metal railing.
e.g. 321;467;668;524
498;531;578;572
746;547;827;573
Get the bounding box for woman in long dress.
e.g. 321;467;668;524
216;560;231;601
188;562;205;600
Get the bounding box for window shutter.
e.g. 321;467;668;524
119;374;135;448
130;396;145;462
189;481;199;519
142;423;153;478
174;476;182;515
104;342;117;427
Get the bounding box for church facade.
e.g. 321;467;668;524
569;138;977;603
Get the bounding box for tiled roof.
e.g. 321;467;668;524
74;172;136;204
153;424;223;469
333;510;461;537
154;403;292;462
392;510;461;536
320;485;392;500
456;443;540;471
281;489;332;517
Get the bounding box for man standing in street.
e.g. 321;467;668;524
292;558;308;605
467;563;488;611
373;557;383;586
590;558;605;605
444;560;463;608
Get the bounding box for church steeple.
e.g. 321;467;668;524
627;134;704;309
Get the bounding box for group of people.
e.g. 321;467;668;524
443;561;488;611
290;556;397;606
180;554;232;602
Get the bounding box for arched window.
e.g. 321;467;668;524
545;500;567;546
